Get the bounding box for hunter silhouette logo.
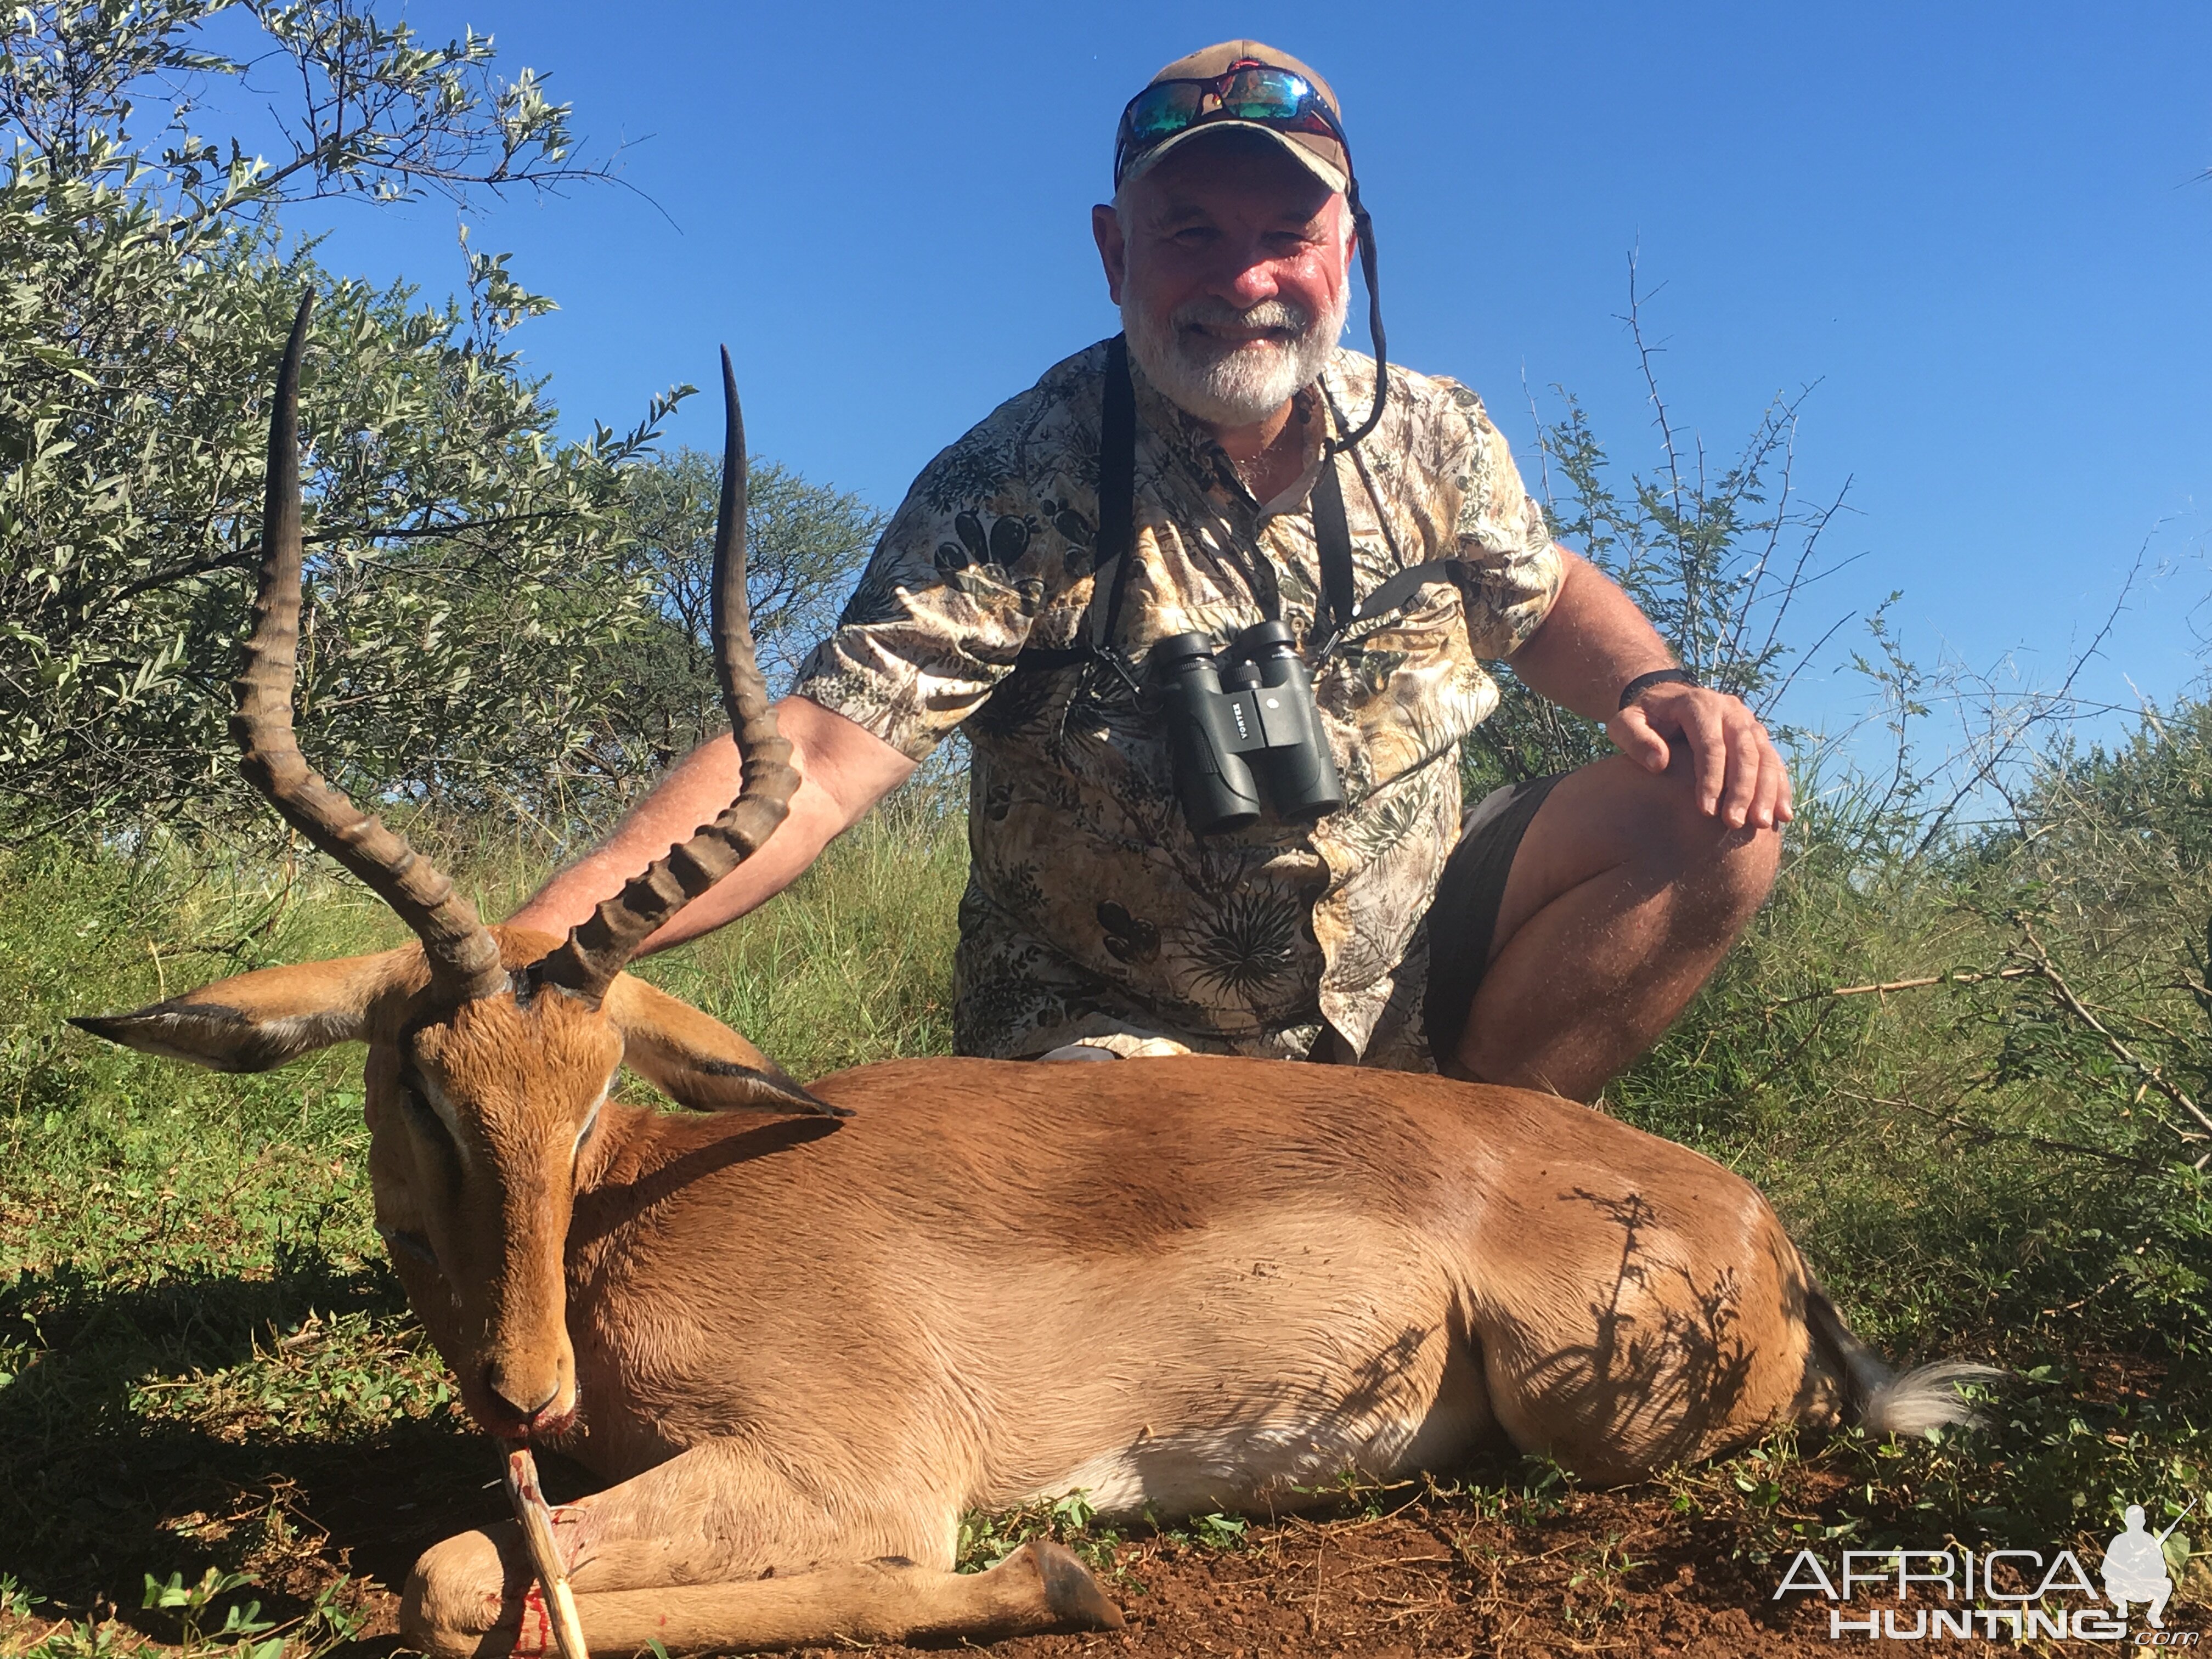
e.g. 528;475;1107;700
1773;1493;2201;1642
2104;1499;2194;1629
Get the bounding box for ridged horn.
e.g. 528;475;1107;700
233;293;506;1004
536;349;800;1005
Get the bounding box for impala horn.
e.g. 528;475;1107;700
535;349;800;1006
234;294;506;1004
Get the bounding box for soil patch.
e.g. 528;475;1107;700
7;1449;2200;1657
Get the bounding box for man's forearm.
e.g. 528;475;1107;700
506;697;917;957
1505;550;1674;718
510;737;844;955
1508;548;1791;828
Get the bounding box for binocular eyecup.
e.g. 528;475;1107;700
1154;622;1346;835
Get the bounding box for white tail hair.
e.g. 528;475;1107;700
1808;1284;2005;1436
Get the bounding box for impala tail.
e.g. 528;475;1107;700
1807;1282;2004;1437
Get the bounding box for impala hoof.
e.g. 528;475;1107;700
1020;1538;1125;1632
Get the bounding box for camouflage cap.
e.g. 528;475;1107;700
1115;40;1350;196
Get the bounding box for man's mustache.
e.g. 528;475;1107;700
1170;297;1315;340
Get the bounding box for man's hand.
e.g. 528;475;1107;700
1505;551;1793;833
1607;681;1792;831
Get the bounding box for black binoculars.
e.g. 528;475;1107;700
1153;622;1346;835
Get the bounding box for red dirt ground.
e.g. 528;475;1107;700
16;1454;2199;1659
3;1378;2200;1658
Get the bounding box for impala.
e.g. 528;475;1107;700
77;298;1995;1656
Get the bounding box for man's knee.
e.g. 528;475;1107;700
1610;756;1781;918
1707;811;1782;917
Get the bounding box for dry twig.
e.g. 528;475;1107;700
1764;965;2032;1013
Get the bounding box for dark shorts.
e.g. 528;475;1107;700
1421;772;1566;1064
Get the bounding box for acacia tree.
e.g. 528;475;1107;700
611;449;883;776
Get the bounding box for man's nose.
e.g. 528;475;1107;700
1207;249;1281;309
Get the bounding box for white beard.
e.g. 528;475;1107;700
1122;285;1347;428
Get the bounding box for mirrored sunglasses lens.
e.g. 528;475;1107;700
1218;67;1310;120
1127;82;1206;142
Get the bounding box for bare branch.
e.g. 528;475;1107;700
2014;920;2212;1146
1761;964;2035;1012
1909;533;2154;858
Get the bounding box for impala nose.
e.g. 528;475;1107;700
484;1363;562;1427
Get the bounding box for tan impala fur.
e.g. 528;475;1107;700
77;307;1994;1656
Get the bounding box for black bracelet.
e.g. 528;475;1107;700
1617;667;1697;709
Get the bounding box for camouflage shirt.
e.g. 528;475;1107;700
792;341;1562;1069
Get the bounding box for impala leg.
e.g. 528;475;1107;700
409;1542;1118;1657
1472;1179;1815;1485
399;1441;1122;1657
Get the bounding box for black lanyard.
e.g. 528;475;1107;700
1307;441;1358;656
1021;335;1362;690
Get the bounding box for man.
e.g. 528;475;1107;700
512;41;1789;1097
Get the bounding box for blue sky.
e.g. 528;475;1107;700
218;1;2210;740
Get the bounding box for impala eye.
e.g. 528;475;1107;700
397;1080;461;1165
376;1223;438;1267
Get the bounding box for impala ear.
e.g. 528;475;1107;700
71;949;419;1073
602;973;843;1118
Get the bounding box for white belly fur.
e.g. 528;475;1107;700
1036;1390;1490;1517
1012;1233;1494;1514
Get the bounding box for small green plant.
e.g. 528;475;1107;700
15;1620;128;1659
1654;1435;1860;1565
0;1572;43;1621
293;1576;370;1659
142;1567;278;1655
955;1489;1121;1575
1459;1454;1576;1526
1562;1532;1649;1630
1192;1511;1248;1549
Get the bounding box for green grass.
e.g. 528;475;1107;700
2;735;2208;1650
633;794;967;1076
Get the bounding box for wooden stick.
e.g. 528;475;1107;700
505;1445;590;1659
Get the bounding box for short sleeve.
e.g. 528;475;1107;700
1429;377;1564;659
791;421;1061;763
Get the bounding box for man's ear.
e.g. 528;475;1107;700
1092;201;1127;305
602;973;845;1118
71;947;419;1073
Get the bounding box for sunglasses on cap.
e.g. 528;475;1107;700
1114;61;1349;187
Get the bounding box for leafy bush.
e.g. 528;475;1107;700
0;3;880;848
1613;694;2212;1361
